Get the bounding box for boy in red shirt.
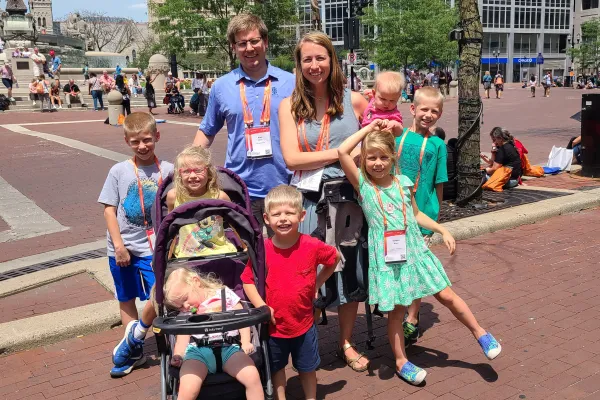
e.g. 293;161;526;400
242;185;340;400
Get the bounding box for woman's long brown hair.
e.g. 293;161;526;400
290;31;345;121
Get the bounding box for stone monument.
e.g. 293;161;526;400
65;13;87;42
0;0;36;50
147;53;170;94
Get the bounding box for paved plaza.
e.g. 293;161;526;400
1;85;599;399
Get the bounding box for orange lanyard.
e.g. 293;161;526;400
371;177;407;231
297;105;331;152
240;78;271;127
132;156;163;229
396;132;429;193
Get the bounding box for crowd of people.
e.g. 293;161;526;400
99;14;503;400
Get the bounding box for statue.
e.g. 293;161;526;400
65;12;87;40
310;0;321;31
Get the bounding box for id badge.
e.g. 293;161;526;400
245;126;273;158
146;228;156;252
384;230;407;263
290;168;324;192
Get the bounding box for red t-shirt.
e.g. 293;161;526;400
241;234;337;338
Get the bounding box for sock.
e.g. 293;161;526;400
133;320;149;341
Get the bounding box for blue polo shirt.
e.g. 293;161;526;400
199;62;295;199
52;56;61;71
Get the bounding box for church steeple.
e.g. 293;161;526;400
6;0;28;15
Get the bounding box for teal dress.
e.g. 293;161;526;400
358;172;451;312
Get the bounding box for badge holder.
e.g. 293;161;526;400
245;126;273;159
384;230;407;263
290;168;324;192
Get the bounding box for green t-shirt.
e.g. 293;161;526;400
395;129;448;235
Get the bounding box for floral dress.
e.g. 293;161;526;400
358;172;451;312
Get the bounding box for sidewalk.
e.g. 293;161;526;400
2;207;599;400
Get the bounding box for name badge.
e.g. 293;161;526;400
146;228;156;252
384;230;407;263
245;126;273;159
290;168;324;192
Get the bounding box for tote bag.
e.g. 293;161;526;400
546;146;573;171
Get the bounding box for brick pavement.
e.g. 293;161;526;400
2;208;599;399
0;273;113;324
524;171;600;191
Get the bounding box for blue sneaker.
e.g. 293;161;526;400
478;332;502;360
396;361;427;385
110;355;147;378
113;320;144;367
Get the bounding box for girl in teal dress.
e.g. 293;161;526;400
338;119;501;386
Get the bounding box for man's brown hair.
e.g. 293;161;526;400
226;14;268;45
123;112;157;138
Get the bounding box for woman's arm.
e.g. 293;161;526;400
485;161;503;175
337;120;380;189
279;97;340;171
411;195;455;254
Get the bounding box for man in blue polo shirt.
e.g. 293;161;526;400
193;13;295;229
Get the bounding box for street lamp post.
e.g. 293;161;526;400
567;33;572;87
492;49;500;75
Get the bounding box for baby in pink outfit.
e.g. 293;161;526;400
361;71;405;136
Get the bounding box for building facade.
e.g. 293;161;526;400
29;0;54;34
573;0;600;76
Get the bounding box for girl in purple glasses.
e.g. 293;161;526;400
166;145;237;258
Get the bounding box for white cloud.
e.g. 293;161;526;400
129;3;147;9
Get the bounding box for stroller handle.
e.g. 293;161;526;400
152;305;271;336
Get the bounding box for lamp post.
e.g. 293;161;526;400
567;33;572;87
492;49;500;75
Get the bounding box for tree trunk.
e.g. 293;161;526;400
456;0;484;205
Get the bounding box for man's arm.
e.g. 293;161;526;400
193;129;215;148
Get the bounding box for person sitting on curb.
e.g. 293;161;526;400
480;127;522;189
63;79;87;108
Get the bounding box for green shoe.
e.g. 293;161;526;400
403;321;419;342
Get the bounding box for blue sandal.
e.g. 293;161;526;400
395;361;427;385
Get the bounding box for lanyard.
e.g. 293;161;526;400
396;131;429;193
132;156;163;230
240;78;271;127
297;104;331;152
371;177;407;231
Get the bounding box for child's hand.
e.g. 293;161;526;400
241;341;255;355
442;231;456;255
115;246;131;267
268;306;276;325
368;119;385;131
170;354;183;367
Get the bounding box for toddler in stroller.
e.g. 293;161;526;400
161;267;264;400
166;88;185;114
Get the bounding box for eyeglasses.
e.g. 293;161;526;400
234;37;263;50
179;167;207;177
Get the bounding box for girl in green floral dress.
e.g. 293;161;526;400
338;119;501;386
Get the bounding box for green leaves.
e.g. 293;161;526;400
360;0;458;70
149;0;296;71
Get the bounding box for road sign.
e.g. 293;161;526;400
536;53;544;64
348;52;356;64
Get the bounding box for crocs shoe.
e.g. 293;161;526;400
403;321;419;344
478;332;502;360
110;355;147;378
396;361;427;385
113;320;145;367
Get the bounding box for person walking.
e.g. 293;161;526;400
1;63;16;102
144;74;157;115
544;72;552;97
278;31;371;373
482;71;492;99
88;72;105;111
529;75;536;97
494;71;504;99
49;49;61;79
116;75;132;116
191;72;209;116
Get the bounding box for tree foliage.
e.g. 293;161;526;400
74;11;137;53
568;18;600;74
149;0;297;71
360;0;458;71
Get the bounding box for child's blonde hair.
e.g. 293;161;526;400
31;78;37;84
413;86;444;109
174;145;220;204
163;267;224;311
264;185;303;214
123;112;158;138
360;131;397;183
375;71;406;95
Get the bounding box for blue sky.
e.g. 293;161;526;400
1;0;149;22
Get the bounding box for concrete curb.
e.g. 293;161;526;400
1;186;599;354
